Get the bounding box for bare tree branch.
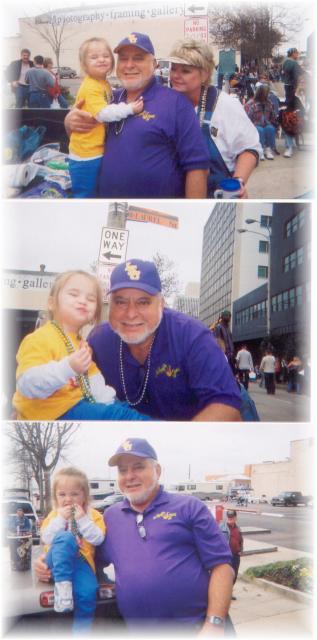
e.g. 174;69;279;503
5;422;80;513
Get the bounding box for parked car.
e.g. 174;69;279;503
52;66;77;78
271;491;311;507
2;498;40;544
102;493;124;509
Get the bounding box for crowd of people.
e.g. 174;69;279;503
5;49;68;109
210;312;309;396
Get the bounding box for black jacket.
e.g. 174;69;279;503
5;58;34;83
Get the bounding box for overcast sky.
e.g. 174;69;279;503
4;200;214;292
4;422;313;486
2;0;313;51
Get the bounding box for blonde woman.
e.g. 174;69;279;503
169;39;262;198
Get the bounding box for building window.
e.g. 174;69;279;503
283;247;304;272
289;288;295;308
282;291;289;310
283;255;290;272
277;293;282;311
297;247;304;265
296;285;303;306
258;265;268;278
260;215;272;228
285;211;306;238
259;240;269;253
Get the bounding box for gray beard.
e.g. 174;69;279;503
111;311;162;345
124;480;159;506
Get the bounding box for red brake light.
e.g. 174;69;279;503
39;591;54;607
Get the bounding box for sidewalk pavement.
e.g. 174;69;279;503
246;131;314;199
230;538;314;637
247;382;310;422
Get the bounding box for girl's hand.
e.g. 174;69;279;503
132;96;144;114
68;345;92;374
58;506;72;520
72;504;85;520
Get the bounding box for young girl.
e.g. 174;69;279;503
41;467;105;632
13;270;151;421
69;37;144;198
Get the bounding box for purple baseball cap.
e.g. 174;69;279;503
107;259;162;296
114;32;155;55
108;438;158;466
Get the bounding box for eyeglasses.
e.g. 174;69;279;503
114;89;127;136
136;513;146;539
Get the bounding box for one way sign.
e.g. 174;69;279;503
98;227;129;265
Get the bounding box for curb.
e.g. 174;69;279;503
241;546;278;556
240;573;313;605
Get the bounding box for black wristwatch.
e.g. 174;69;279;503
206;615;225;627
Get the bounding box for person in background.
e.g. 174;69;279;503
213;310;236;374
8;507;31;533
244;82;278;160
43;58;68;109
260;349;276;395
236;344;254;390
220;509;244;599
282;48;304;106
5;48;33;108
25;55;55;108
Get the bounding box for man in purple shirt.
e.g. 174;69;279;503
88;259;241;421
99;437;235;631
34;438;235;632
64;33;209;198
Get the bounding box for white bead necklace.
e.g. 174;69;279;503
119;333;156;406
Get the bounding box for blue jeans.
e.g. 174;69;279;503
69;157;102;198
59;399;151;420
15;84;29;108
284;132;294;149
49;94;69;109
256;124;276;149
46;531;98;632
28;91;51;108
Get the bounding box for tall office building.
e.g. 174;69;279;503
232;202;311;358
199;202;272;327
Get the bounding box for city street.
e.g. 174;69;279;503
232;505;314;553
247;382;310;422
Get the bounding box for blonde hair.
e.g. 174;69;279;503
79;37;114;75
43;57;53;68
48;270;103;325
169;39;215;83
52;467;90;511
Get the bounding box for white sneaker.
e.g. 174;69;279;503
54;581;74;613
259;150;265;161
283;147;293;158
264;147;274;160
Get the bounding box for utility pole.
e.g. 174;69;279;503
106;201;128;229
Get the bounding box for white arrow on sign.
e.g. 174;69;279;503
184;2;208;17
98;227;129;266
